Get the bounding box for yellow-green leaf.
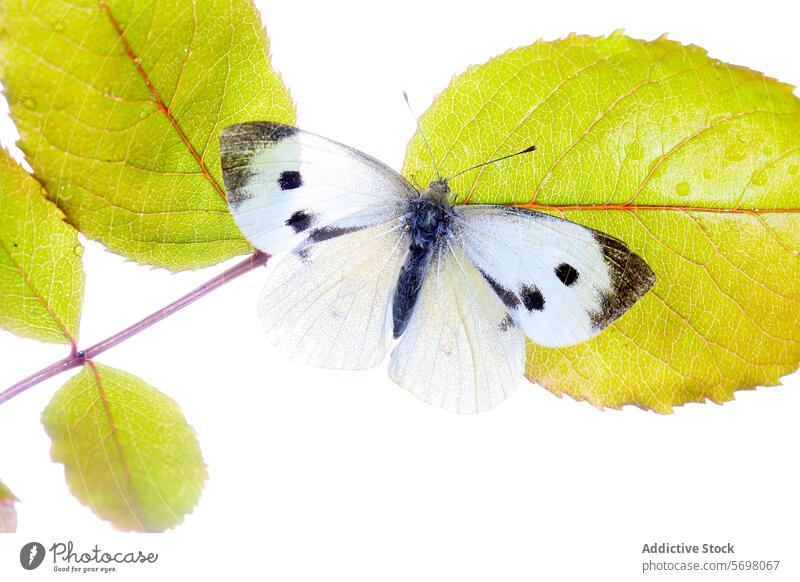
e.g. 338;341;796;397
0;479;18;533
0;148;83;344
43;363;206;531
403;33;800;412
0;0;294;270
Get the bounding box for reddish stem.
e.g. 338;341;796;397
0;251;269;405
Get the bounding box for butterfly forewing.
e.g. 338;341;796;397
456;205;655;347
220;122;417;255
388;242;526;413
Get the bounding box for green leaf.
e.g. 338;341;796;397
42;362;206;531
403;32;800;412
0;148;84;344
0;479;19;533
0;0;294;270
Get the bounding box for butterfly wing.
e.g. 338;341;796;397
388;242;527;413
259;217;410;370
455;205;655;347
219;122;417;254
220;122;419;370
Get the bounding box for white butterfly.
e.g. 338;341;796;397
219;122;655;413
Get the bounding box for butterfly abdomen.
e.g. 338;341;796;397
392;245;432;338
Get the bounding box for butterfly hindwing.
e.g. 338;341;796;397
259;218;410;370
455;205;655;347
219;122;417;254
388;241;526;413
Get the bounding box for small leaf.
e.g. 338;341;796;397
0;479;19;533
42;362;206;531
0;148;84;344
403;33;800;411
0;0;295;270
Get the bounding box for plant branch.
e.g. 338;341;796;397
1;251;270;405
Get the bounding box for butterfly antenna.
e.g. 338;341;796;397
403;91;442;181
447;145;538;181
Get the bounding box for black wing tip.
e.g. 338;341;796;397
590;231;656;330
219;121;298;152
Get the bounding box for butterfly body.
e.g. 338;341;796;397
393;179;456;337
220;121;655;413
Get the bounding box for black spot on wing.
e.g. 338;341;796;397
286;210;315;233
278;170;303;190
555;263;579;286
309;225;362;243
479;270;520;309
588;232;656;330
498;314;515;332
520;284;545;311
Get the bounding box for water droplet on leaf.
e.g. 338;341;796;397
626;140;644;160
675;181;690;197
725;142;746;162
737;127;755;144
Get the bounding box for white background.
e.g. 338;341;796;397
1;0;799;580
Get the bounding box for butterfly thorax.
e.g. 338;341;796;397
408;182;454;248
392;180;456;338
422;178;452;205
